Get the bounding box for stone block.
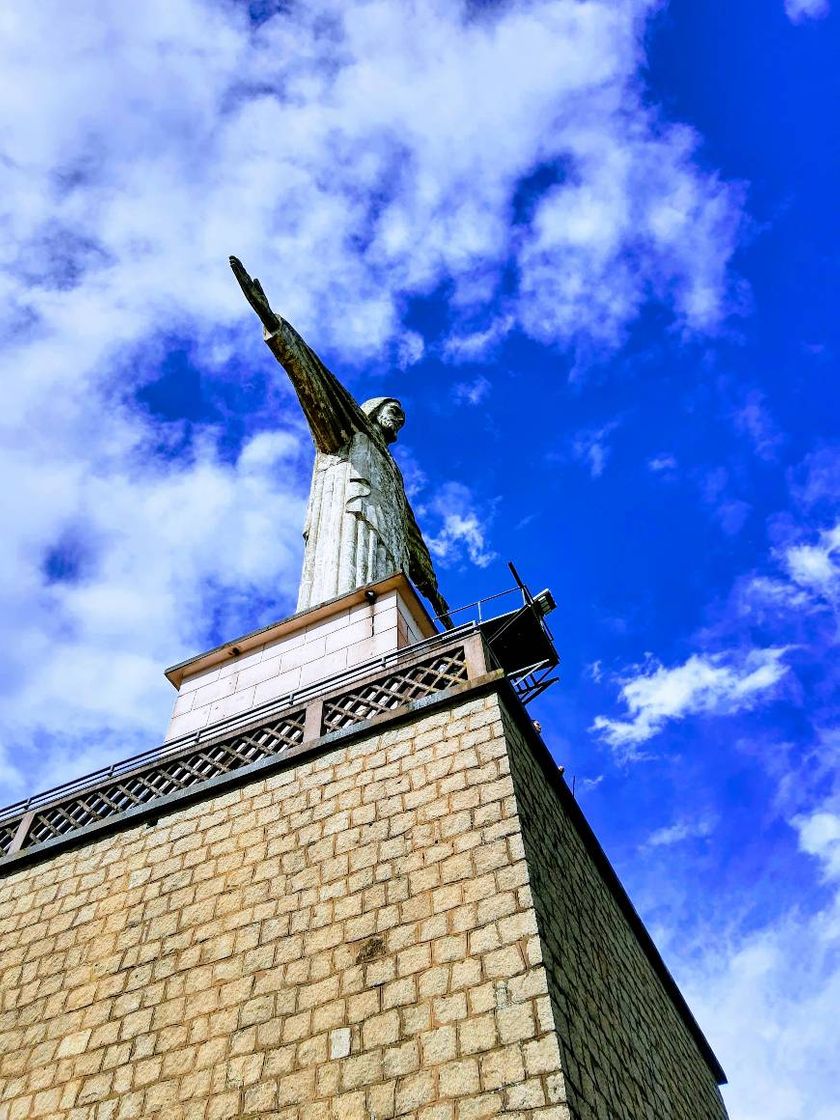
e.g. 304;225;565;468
439;1059;480;1098
252;667;302;705
165;706;210;742
207;685;257;726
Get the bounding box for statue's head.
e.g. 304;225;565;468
361;397;405;445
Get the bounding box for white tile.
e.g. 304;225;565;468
207;687;257;727
281;636;327;671
299;648;348;687
305;609;350;639
165;706;210;742
171;691;195;718
329;1028;351;1059
236;655;282;691
192;675;237;709
397;600;424;640
179;665;221;695
264;628;306;656
349;600;378;623
253;667;302;705
371;626;400;654
325;617;373;654
372;606;399;635
217;644;265;680
346;626;399;667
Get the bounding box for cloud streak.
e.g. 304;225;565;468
592;648;789;755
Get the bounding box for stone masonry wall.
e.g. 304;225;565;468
502;706;727;1120
0;691;572;1120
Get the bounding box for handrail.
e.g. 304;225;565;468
0;622;483;826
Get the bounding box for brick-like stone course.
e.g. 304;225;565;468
0;686;726;1120
0;694;569;1120
502;706;728;1120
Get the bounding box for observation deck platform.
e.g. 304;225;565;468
0;572;558;870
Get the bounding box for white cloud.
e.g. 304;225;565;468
444;318;515;363
795;808;840;881
676;894;840;1120
732;390;783;461
425;482;497;570
452;376;492;406
592;648;789;755
0;420;308;799
739;519;840;627
0;0;744;363
572;419;621;478
734;516;840;632
649;735;840;1120
648;453;678;473
785;0;831;23
578;774;604;793
645;816;715;848
784;523;840;602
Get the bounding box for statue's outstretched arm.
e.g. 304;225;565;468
230;256;366;455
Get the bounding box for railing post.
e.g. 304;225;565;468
8;811;34;856
463;632;490;680
304;698;324;742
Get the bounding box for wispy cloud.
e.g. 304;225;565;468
795;806;840;881
732;390;784;461
784;523;840;603
648;453;678;474
671;753;840;1120
679;889;840;1120
452;376;492;406
784;0;831;23
0;423;308;797
444;318;514;363
592;648;789;757
572;419;621;478
741;520;840;622
425;482;497;570
644;816;716;849
699;466;751;535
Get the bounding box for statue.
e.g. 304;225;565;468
230;257;452;627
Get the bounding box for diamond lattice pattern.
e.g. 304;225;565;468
322;648;468;732
0;820;18;856
15;710;306;853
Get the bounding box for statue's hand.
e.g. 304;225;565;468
229;255;281;333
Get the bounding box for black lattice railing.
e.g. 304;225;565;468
0;819;18;854
1;632;486;862
9;709;306;854
322;647;468;732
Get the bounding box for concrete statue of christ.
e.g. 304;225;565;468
230;256;452;627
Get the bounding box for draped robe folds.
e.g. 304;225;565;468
264;320;451;623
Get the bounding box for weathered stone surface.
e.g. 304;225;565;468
504;706;727;1120
0;688;727;1120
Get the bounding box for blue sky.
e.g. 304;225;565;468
0;1;838;1115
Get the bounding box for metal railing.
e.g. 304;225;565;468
0;628;491;862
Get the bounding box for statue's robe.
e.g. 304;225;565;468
265;320;450;623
